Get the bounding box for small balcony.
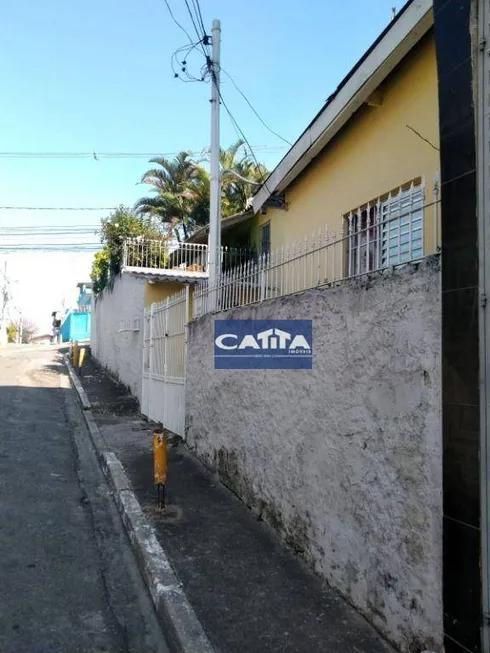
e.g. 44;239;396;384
122;238;253;281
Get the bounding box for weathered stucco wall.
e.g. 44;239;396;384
91;272;145;401
186;259;442;652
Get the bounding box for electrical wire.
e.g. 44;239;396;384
0;206;115;211
0;233;99;238
0;245;101;251
221;68;292;146
217;88;274;197
171;40;207;83
0;146;286;159
190;0;209;54
183;0;208;60
183;0;202;42
0;225;99;230
162;0;194;44
0;243;101;246
194;40;275;198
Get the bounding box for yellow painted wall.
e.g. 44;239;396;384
144;281;185;307
259;32;440;260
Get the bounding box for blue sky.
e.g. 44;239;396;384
0;0;399;327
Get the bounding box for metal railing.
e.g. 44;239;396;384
193;197;440;318
123;239;207;272
122;238;252;275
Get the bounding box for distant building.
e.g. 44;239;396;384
29;333;52;345
59;282;92;343
77;282;92;312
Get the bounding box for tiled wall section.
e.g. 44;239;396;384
434;0;481;651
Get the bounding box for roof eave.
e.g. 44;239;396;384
122;267;208;283
186;209;254;244
251;0;433;214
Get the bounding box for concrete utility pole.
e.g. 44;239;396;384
0;262;8;346
207;18;221;312
18;312;23;345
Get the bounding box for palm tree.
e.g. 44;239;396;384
220;140;267;216
135;144;268;240
134;152;208;241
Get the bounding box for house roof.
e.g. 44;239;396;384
186;209;253;244
251;0;433;214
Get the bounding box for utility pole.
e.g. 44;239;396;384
18;311;23;345
207;19;221;312
0;262;8;346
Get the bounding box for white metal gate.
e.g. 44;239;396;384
141;287;189;436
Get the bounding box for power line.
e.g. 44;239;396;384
0;223;99;228
171;40;207;83
0;243;100;246
221;68;292;146
0;146;287;159
183;0;209;60
0;206;115;211
0;226;99;231
217;88;273;197
182;0;208;63
191;0;206;40
190;0;209;54
162;0;194;44
0;234;99;238
183;0;202;42
0;245;101;251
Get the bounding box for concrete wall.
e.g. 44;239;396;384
91;273;146;401
186;259;442;652
259;33;440;256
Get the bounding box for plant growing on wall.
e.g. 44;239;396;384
90;206;165;294
91;250;110;295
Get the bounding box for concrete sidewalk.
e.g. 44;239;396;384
76;356;394;653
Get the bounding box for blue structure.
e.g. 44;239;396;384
59;282;92;343
60;311;91;343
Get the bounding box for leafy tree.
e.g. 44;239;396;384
7;323;17;343
91;206;164;294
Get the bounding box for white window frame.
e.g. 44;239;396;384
346;180;425;277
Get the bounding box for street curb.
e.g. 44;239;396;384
65;357;91;410
63;355;216;653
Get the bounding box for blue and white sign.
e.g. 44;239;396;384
214;320;313;369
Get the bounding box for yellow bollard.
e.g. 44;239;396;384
72;341;80;368
78;347;86;374
153;428;168;509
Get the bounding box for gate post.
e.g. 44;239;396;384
183;285;192;440
149;302;155;420
163;298;170;428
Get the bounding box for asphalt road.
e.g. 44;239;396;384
0;345;169;653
